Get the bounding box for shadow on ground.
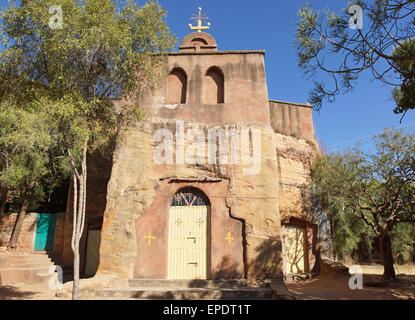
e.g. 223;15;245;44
286;274;415;300
0;285;38;300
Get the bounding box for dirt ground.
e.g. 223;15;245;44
0;283;64;300
1;264;415;300
286;264;415;300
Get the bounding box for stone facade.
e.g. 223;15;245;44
0;212;65;254
59;31;324;284
0;213;37;252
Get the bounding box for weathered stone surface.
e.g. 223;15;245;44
0;212;65;266
95;287;274;300
97;120;283;284
320;259;349;275
0;253;56;287
275;133;317;223
0;213;35;251
269;101;314;142
62;150;113;271
78;31;325;287
0;213;37;252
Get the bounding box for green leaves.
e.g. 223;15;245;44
0;101;71;208
295;0;415;114
0;0;176;208
0;0;176;166
296;3;322;68
311;126;415;231
391;39;415;114
311;127;415;262
391;222;415;263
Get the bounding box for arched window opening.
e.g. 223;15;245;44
191;38;208;46
166;68;187;104
204;66;224;104
170;188;210;207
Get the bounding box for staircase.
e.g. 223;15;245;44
95;279;274;300
0;253;60;288
0;252;75;288
45;252;73;283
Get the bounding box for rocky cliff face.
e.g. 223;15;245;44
275;133;317;223
96;119;284;283
60;107;326;284
275;133;334;261
83;43;323;283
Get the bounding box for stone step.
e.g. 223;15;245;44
0;266;57;287
284;273;316;281
96;287;273;300
0;254;52;264
128;279;247;288
2;261;55;268
1;253;52;259
0;253;65;287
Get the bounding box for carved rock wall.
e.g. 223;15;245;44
97;120;283;283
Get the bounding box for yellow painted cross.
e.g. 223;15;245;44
189;7;211;32
225;232;234;244
144;232;156;246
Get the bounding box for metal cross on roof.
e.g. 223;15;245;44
189;7;211;32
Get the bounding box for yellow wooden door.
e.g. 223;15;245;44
168;206;209;279
284;225;306;274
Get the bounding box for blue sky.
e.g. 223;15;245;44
1;0;414;153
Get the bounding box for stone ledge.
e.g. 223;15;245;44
269;99;313;109
160;176;224;182
283;273;316;281
320;259;349;276
268;278;296;300
167;50;266;56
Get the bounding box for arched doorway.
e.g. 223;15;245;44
168;188;210;279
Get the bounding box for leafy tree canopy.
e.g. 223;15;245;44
0;101;71;210
296;0;415;117
0;0;176;297
310;127;415;278
0;0;176;156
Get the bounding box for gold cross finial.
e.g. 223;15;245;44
189;7;211;32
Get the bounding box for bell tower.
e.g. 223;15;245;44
179;7;217;52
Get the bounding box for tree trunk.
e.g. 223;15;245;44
69;140;88;300
8;190;31;250
71;171;85;300
412;224;415;263
72;245;80;299
379;233;395;280
0;187;8;215
412;236;415;263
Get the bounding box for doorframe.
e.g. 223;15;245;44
34;213;57;251
82;217;103;277
167;187;212;280
83;228;102;277
281;217;318;275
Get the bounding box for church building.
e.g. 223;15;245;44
56;8;326;286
